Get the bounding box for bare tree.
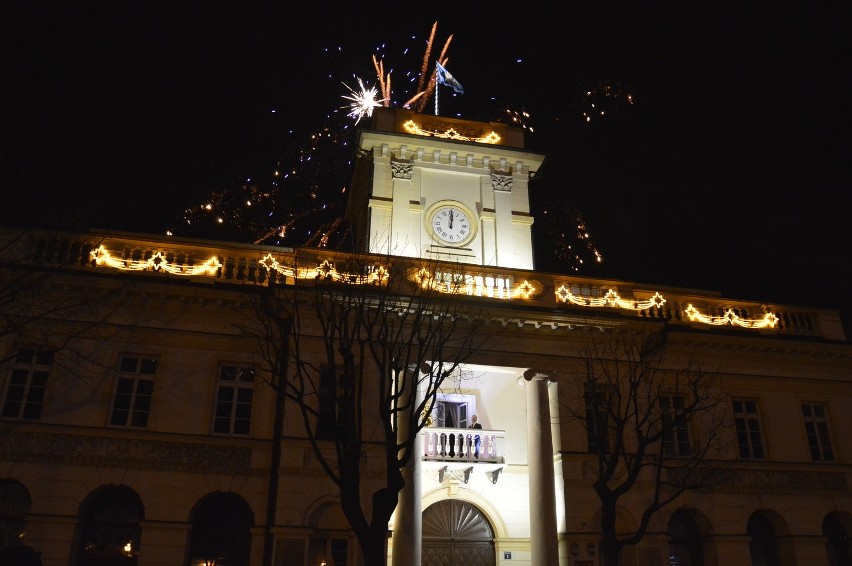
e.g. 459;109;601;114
0;227;116;357
242;251;494;566
560;332;729;566
0;227;138;432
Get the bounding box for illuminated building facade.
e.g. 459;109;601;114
1;110;850;566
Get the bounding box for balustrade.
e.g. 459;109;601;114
420;427;504;464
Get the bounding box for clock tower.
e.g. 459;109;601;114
347;108;547;269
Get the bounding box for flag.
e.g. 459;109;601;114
436;62;464;95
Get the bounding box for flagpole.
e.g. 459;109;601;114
434;63;440;115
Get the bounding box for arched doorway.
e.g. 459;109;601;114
0;478;31;549
76;485;144;566
422;499;494;566
186;491;254;566
824;512;852;566
668;509;704;566
747;511;786;566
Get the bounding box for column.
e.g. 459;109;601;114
390;157;414;257
524;369;559;565
392;371;423;566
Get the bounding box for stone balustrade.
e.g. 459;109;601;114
421;427;504;464
3;227;846;341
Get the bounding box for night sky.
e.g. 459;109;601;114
2;3;849;334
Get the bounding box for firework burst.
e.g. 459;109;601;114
170;21;607;274
341;78;386;125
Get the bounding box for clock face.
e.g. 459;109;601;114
429;204;475;246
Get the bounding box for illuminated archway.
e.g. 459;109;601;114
422;499;495;566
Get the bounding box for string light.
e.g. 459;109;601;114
88;243;778;330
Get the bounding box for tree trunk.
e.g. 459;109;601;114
358;530;389;566
600;499;622;566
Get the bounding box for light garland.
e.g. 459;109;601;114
259;254;388;285
88;245;779;330
401;120;501;144
555;286;666;310
90;245;221;276
554;285;778;329
412;268;541;300
684;305;778;329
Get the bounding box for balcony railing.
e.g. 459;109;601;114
6;227;847;341
421;427;505;464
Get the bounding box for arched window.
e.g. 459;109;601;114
0;478;32;548
77;485;144;566
186;492;254;566
667;509;704;566
422;499;494;566
747;513;781;566
824;513;852;566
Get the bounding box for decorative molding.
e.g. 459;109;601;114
0;431;256;475
391;158;413;179
693;468;848;494
491;171;513;192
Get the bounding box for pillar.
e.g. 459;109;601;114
524;369;559;565
392;371;423;566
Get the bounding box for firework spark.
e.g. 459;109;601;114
341;77;386;124
581;79;634;123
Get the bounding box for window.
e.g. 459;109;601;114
732;399;765;459
660;395;691;456
213;365;255;435
434;400;470;428
316;366;358;441
110;356;156;428
801;403;834;461
585;386;610;454
2;349;52;420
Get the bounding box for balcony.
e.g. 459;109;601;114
421;427;505;464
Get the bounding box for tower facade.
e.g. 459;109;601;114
348;108;546;270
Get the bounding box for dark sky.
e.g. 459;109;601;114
2;3;850;333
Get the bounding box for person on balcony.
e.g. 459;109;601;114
469;414;482;458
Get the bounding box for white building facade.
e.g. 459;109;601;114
1;109;850;566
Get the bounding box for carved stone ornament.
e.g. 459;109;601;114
491;171;512;192
1;430;254;475
391;158;413;179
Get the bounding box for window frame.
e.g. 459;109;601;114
108;355;157;429
659;393;692;457
584;384;611;454
732;398;766;460
801;401;834;462
433;393;476;429
212;363;256;435
1;348;53;420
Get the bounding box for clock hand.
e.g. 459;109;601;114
449;209;454;229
